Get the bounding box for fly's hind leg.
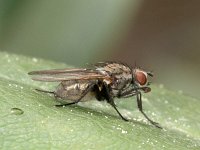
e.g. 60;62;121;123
35;88;59;99
55;83;95;107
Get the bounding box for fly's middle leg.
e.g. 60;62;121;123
103;82;128;121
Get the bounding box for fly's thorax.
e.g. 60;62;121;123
97;62;132;90
95;62;133;97
96;62;132;75
111;73;132;90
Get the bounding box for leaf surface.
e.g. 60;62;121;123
0;52;199;149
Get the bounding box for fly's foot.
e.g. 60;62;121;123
151;121;162;129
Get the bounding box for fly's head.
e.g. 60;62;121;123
132;68;153;93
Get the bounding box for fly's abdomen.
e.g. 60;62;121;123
55;80;95;102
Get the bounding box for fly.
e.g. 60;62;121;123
28;61;162;128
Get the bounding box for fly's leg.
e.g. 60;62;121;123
55;83;95;107
117;86;150;98
136;91;162;129
35;88;59;99
118;90;137;98
103;83;128;121
119;89;162;128
110;101;128;121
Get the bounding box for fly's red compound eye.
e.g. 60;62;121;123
135;70;147;86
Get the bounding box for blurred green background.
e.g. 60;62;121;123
0;0;200;98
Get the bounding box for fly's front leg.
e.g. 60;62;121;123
118;86;150;98
118;89;137;98
103;82;128;121
55;83;95;107
136;91;162;129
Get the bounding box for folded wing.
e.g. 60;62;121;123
28;68;107;82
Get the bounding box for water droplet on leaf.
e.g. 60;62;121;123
10;108;24;115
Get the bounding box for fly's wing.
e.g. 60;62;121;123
28;68;108;82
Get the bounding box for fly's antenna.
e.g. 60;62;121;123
147;71;154;77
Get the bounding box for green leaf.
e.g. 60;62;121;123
0;52;199;150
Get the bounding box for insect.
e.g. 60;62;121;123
28;61;162;128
